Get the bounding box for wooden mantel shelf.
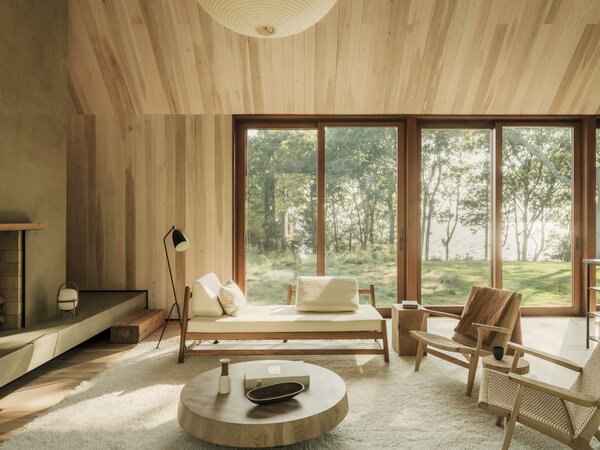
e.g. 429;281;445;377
0;223;47;231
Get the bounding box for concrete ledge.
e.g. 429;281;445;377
0;291;147;388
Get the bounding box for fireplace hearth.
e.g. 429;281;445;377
0;223;46;329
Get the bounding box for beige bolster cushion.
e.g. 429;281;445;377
295;276;359;312
191;273;224;317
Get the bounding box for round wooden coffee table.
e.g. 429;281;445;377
178;360;348;447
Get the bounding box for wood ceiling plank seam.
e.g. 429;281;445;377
293;34;306;114
247;39;265;113
188;1;219;113
238;36;256;113
162;2;194;113
530;0;583;113
383;0;409;113
176;21;206;114
282;37;296;114
548;23;596;113
459;0;510;113
430;0;469;113
228;33;250;114
111;0;146;113
449;0;493;114
212;24;237;114
139;1;179;114
332;0;362;112
303;26;316;113
563;24;600;113
364;0;394;113
93;1;138;114
268;38;286;113
344;0;366;113
401;0;436;112
313;9;338;113
416;0;458;113
502;0;551;113
520;0;572;113
356;23;374;113
472;24;508;114
71;0;119;114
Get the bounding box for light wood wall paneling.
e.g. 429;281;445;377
67;115;233;309
67;0;600;115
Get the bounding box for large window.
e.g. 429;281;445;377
501;127;573;307
325;127;398;305
245;128;317;304
420;128;492;305
240;122;401;307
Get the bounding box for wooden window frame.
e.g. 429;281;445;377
234;115;599;317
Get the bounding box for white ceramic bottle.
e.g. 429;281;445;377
218;358;231;394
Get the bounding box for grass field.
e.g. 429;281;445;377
246;253;571;308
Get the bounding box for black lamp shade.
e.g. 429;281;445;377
172;228;190;252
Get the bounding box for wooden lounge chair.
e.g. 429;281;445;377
479;342;600;450
410;286;522;396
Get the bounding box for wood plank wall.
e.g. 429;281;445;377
67;115;232;309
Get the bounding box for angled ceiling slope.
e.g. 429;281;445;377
67;0;600;115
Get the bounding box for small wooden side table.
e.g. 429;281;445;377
391;304;426;356
482;355;530;375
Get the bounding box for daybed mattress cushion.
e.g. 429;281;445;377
295;276;359;312
187;305;383;333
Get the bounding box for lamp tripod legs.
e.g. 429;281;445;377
156;301;182;349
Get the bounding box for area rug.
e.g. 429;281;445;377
1;338;594;450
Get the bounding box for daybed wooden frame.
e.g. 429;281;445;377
178;284;389;363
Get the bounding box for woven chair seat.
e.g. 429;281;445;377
410;331;474;353
479;369;574;437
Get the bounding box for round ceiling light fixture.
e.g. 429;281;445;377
197;0;338;39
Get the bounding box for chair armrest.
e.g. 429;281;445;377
422;308;461;320
472;323;512;334
508;343;583;372
508;373;600;407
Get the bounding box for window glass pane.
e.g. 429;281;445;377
420;129;492;305
502;127;573;307
245;129;317;304
324;127;398;306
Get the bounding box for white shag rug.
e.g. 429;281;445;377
1;338;595;450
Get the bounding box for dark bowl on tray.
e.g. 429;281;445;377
246;382;305;405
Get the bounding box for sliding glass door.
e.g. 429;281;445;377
420;128;492;305
245;128;317;304
325;126;398;306
501;126;574;307
240;122;403;307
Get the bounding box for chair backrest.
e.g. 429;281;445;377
452;286;522;349
567;344;600;436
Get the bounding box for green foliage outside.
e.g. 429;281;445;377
247;255;571;307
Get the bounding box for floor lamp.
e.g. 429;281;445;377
156;226;190;349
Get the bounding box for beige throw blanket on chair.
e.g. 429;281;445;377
453;286;522;347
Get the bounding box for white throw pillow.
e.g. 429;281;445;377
219;280;247;316
295;276;359;312
191;273;224;317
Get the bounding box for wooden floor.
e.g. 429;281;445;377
0;316;594;442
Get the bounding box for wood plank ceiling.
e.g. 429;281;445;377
68;0;600;115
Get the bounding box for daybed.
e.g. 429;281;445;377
178;273;389;363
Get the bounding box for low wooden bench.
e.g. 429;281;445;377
111;309;166;343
